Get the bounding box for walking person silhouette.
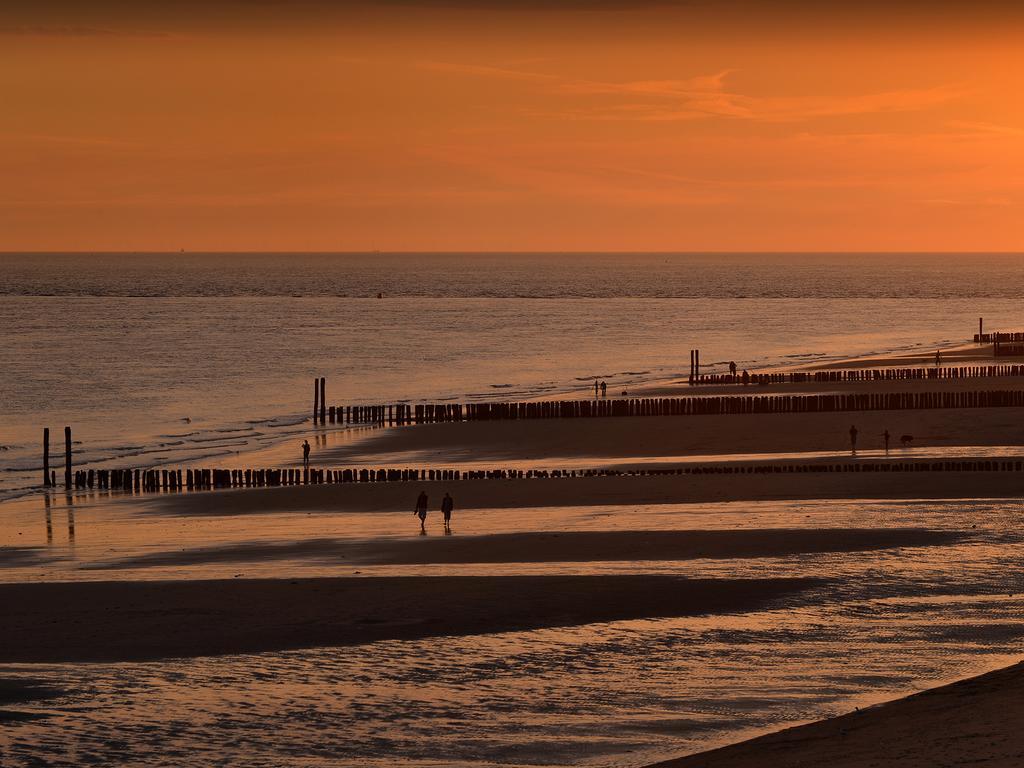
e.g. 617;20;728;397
600;380;607;397
883;429;890;453
302;440;311;469
849;424;859;454
414;490;429;533
441;492;454;532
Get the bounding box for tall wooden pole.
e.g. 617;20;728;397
43;428;50;487
64;426;72;489
319;377;326;424
313;379;319;423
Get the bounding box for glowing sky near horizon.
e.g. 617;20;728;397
3;1;1024;251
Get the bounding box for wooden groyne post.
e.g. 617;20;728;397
43;427;50;487
313;379;319;423
64;426;72;489
319;377;326;424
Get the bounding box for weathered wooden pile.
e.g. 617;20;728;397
975;331;1024;343
63;457;1024;495
326;388;1024;425
691;364;1024;386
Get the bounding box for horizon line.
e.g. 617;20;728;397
4;250;1024;256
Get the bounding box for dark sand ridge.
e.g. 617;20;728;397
146;470;1024;517
0;575;815;663
648;660;1024;768
0;546;59;569
315;409;1024;467
85;529;965;571
0;679;62;723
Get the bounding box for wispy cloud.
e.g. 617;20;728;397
947;120;1024;137
423;60;966;124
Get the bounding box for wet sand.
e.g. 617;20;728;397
0;575;814;663
650;660;1024;768
146;470;1024;517
316;409;1024;467
87;528;964;570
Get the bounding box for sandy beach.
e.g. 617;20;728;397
143;469;1024;518
647;661;1024;768
84;528;964;570
315;404;1024;468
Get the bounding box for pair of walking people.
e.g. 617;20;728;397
414;490;454;532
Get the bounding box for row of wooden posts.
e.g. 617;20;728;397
688;349;701;382
328;388;1024;425
975;331;1024;344
41;427;72;489
40;387;1024;490
690;364;1024;386
62;458;1024;494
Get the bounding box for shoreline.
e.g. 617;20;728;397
1;336;1008;505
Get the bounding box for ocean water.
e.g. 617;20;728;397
2;252;1024;499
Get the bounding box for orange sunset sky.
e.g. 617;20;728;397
3;1;1024;252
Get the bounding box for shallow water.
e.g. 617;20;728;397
4;252;1024;500
2;495;1024;766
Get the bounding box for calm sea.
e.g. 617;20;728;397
2;252;1024;498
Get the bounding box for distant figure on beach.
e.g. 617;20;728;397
849;424;858;453
741;369;750;385
302;440;311;468
901;434;914;447
600;380;607;397
935;350;942;367
594;380;599;397
729;361;737;377
414;490;429;532
441;492;454;531
883;429;890;452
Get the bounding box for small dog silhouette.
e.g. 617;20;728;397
900;434;914;446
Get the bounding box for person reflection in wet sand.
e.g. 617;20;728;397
442;492;454;533
414;490;429;533
849;424;859;454
44;492;53;544
302;439;311;469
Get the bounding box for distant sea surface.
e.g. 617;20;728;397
2;252;1024;498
